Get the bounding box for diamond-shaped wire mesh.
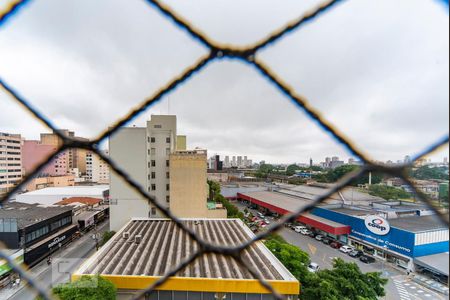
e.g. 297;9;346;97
0;0;449;299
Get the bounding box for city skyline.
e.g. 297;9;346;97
0;0;448;164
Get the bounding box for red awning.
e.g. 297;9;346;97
238;192;350;235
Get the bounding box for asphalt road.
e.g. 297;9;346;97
7;220;109;300
235;202;446;300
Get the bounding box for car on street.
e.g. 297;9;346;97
284;222;293;228
264;219;270;225
315;235;324;241
257;212;265;218
359;255;376;264
300;229;312;235
307;231;317;238
330;241;343;249
307;262;320;273
339;245;354;253
348;250;364;258
322;238;332;245
294;226;307;233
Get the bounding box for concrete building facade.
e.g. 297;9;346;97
0;132;22;196
86;150;110;184
24;175;75;192
170;150;226;219
109;115;178;231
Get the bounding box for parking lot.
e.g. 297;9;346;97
234;201;446;300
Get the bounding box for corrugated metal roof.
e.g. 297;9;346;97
77;219;296;282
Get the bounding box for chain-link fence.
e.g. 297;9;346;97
0;0;449;299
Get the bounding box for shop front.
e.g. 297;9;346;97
24;224;78;266
298;213;350;242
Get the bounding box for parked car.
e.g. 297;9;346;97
359;255;376;264
348;250;364;258
300;229;312;235
322;238;332;245
307;231;317;238
315;235;324;241
330;241;343;249
264;219;270;225
284;222;293;228
294;226;306;233
339;245;354;253
307;262;320;273
257;212;265;218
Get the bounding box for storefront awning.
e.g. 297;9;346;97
415;253;449;276
299;213;350;235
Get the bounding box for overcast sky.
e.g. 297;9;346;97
0;0;448;164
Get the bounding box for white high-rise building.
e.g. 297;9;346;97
232;156;237;167
0;132;22;196
224;156;230;168
237;156;243;167
86;150;110;184
243;156;248;167
109;115;178;231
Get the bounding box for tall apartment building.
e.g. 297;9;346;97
170;150;226;218
237;156;242;167
40;130;89;175
224;156;230;168
109;115;178;231
22;140;59;176
0;132;22;195
86;150;110;184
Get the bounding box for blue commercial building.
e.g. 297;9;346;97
311;206;449;274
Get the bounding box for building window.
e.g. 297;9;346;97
166;137;170;143
151;184;156;191
166;172;169;179
166;184;170;191
166;195;170;203
166;160;169;167
152;172;156;179
154;125;162;129
151;207;157;215
151;137;156;143
151;160;156;167
151;148;156;155
166;148;170;156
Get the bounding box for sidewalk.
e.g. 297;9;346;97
413;274;449;296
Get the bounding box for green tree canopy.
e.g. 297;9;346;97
314;165;383;186
301;258;387;300
286;164;301;176
368;185;411;200
52;275;116;300
409;166;449;180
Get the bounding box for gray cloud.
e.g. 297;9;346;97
0;0;448;164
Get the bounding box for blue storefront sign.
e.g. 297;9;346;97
311;208;445;258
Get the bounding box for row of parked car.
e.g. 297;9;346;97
287;224;376;264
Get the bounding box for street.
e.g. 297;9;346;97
235;202;446;300
3;220;109;300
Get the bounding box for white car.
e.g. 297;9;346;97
307;262;320;273
294;226;306;233
315;235;324;241
339;245;354;253
300;229;312;235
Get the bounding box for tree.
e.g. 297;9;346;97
264;237;310;281
409;166;449;180
286;164;301;176
264;236;387;300
368;185;411;200
52;275;116;300
301;258;387;300
317;165;383;186
100;231;116;246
